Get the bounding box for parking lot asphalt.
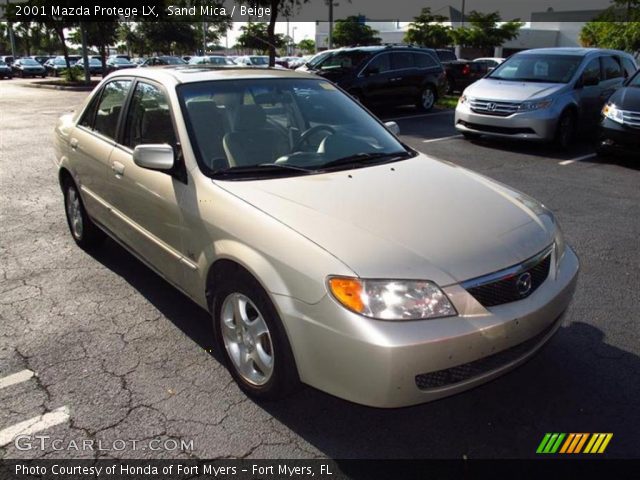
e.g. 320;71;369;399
1;78;639;461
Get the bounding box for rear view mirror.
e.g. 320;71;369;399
384;121;400;136
133;144;174;171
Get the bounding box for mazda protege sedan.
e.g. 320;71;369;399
54;67;578;408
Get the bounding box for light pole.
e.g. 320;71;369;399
292;26;297;55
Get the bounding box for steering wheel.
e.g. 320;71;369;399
292;125;336;152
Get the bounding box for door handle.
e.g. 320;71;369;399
390;77;401;82
111;161;125;176
69;138;79;150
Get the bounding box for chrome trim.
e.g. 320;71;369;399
461;244;554;290
621;109;640;128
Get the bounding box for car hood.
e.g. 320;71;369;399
214;155;555;286
466;78;566;101
609;86;640;110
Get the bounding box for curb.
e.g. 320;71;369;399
20;82;96;92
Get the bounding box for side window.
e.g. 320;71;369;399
414;53;437;69
582;58;601;85
620;57;637;78
391;52;414;70
601;56;623;80
124;82;177;149
79;90;102;129
93;80;132;140
366;53;390;74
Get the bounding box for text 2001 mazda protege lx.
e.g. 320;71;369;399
54;67;578;408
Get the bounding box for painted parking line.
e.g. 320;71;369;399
559;153;597;165
0;370;34;390
384;110;455;122
0;406;70;447
423;135;463;144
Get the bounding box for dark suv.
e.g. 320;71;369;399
311;46;447;111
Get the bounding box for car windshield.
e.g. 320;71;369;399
318;51;369;70
111;58;131;64
250;56;268;65
489;54;583;83
178;78;411;179
21;59;40;66
53;58;67;65
0;61;5;66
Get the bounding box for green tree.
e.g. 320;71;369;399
297;38;315;54
332;16;381;47
70;22;119;76
236;22;285;53
580;1;640;53
404;8;453;48
451;11;523;55
236;1;309;66
137;22;199;55
118;23;146;58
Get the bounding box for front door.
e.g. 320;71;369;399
105;80;190;288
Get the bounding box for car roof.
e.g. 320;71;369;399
518;47;630;57
107;66;319;85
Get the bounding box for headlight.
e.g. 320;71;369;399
458;94;473;105
328;277;457;320
602;103;624;124
554;225;566;268
518;99;553;111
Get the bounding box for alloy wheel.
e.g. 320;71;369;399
220;293;274;386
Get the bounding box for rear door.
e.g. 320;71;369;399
105;80;190;288
71;79;132;230
389;51;418;102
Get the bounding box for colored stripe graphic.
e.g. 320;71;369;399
538;433;613;454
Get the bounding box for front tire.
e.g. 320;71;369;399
555;110;576;150
212;269;300;400
63;179;105;249
417;86;436;111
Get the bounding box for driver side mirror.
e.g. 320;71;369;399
133;144;174;171
384;121;400;136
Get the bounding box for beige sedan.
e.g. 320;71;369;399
54;67;578;408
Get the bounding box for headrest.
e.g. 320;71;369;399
234;104;267;131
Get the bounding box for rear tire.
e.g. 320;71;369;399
62;179;105;249
555;110;576;150
212;268;300;401
417;86;436;111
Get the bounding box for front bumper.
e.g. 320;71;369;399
598;118;640;154
455;102;560;141
273;246;579;408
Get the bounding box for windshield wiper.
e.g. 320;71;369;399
321;151;412;170
212;163;316;178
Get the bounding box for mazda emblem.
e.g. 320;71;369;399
516;272;533;296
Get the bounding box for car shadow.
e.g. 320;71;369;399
461;135;596;161
582;151;640;171
88;240;640;459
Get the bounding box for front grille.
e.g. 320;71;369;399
415;318;558;390
463;247;552;308
622;110;640;128
458;120;535;135
470;98;521;116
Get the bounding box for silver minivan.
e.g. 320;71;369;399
455;48;638;148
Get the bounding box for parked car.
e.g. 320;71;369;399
473;57;506;69
444;60;490;93
0;60;13;79
74;57;104;75
597;68;640;156
45;57;74;76
11;58;46;77
455;48;638;148
131;57;146;65
188;56;235;66
0;55;15;65
53;67;578;407
139;56;187;67
106;56;137;73
311;45;447;111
